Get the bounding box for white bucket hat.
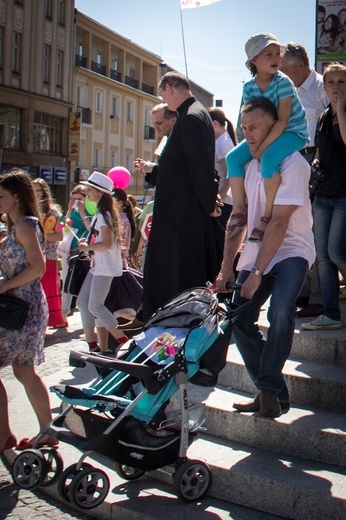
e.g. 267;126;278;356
81;171;114;194
245;33;286;69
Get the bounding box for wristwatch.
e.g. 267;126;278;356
250;266;263;276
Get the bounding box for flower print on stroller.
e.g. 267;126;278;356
11;284;255;508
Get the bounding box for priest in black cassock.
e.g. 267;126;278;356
141;72;223;321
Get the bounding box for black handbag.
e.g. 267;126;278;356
64;253;90;296
0;294;29;330
63;217;97;297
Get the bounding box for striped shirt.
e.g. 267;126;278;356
243;71;309;144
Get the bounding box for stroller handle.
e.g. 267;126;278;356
225;282;242;291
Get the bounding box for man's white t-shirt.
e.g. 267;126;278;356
237;151;316;275
297;70;329;146
89;212;122;277
215;132;234;205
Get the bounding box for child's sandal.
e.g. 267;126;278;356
226;209;247;237
248;216;271;243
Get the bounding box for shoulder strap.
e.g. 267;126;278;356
87;217;97;245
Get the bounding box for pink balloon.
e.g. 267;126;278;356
107;167;131;189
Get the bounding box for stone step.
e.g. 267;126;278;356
218;344;346;413
173;385;346;468
164;433;346;520
257;301;346;367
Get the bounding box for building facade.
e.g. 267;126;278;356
73;11;163;199
0;3;215;207
0;0;75;203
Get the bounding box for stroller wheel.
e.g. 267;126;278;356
114;463;145;481
39;448;64;487
11;449;49;490
58;462;92;502
69;467;110;510
173;459;211;503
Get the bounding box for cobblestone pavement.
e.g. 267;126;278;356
0;457;97;520
0;311;97;520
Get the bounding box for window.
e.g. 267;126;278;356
125;153;131;171
45;0;52;19
97;52;102;65
110;151;117;168
58;0;64;24
34;112;62;154
0;27;3;70
0;106;22;149
56;50;63;87
79;43;83;56
129;66;135;78
111;97;118;118
43;45;50;83
13;33;21;73
126;101;133;122
94;148;100;167
95;91;103;114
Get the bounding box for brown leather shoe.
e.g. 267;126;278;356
117;317;145;330
233;394;290;414
260;391;282;418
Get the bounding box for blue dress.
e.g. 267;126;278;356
0;217;48;367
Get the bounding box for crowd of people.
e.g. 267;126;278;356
1;34;346;451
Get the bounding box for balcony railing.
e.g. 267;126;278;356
125;75;139;89
75;54;87;68
91;61;107;76
144;126;155;140
77;106;92;124
110;70;122;82
74;58;155;95
142;82;155;95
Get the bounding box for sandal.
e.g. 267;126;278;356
249;216;271;243
16;436;59;451
226;209;247;238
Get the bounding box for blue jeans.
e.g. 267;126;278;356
233;257;308;398
312;196;346;321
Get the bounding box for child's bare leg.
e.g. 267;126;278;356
227;177;248;238
249;173;281;242
96;326;109;351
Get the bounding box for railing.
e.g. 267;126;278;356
110;70;122;82
77;106;92;125
142;82;154;95
144;126;155;140
125;75;139;89
75;54;87;68
91;61;107;76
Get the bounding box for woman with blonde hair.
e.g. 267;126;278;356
32;178;64;328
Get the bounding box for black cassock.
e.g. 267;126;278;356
142;97;223;320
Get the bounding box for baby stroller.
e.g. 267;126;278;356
11;284;254;509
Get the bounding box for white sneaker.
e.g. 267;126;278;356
301;315;341;330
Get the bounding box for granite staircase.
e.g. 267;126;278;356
155;303;346;519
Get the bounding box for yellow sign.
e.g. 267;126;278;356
68;112;81;161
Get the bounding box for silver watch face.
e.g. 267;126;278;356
251;267;261;275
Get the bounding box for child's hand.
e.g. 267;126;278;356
253;146;264;161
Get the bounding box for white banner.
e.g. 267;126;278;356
180;0;221;9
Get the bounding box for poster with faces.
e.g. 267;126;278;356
316;0;346;73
